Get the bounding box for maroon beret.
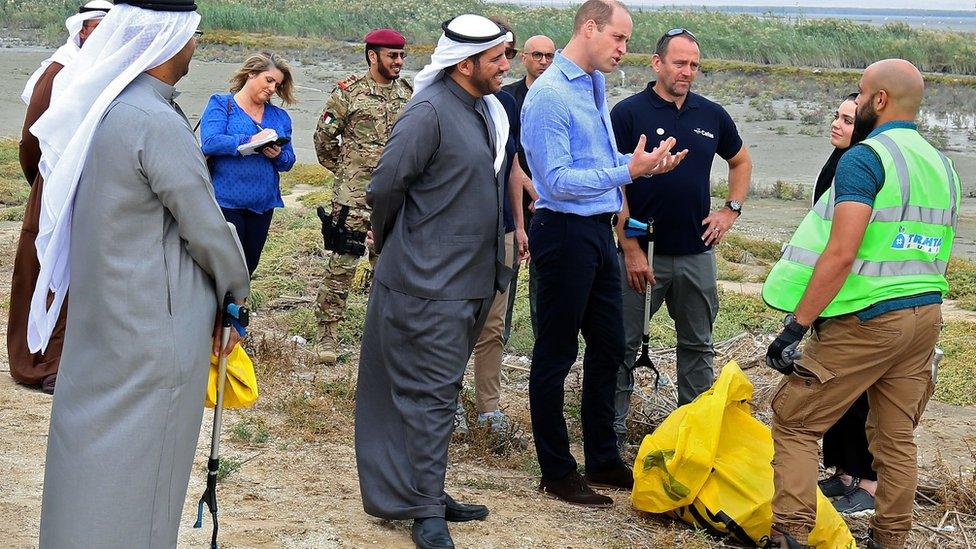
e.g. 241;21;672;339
364;28;406;48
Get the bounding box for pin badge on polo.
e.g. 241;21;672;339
656;128;665;136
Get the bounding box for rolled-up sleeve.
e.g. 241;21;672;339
522;88;631;201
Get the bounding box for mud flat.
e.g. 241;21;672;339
3;46;973;260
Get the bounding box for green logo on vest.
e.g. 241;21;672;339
891;226;942;254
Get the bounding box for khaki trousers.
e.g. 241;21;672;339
471;231;516;413
771;304;940;548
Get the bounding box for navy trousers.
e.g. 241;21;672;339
221;207;274;276
528;209;625;479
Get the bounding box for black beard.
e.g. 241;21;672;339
852;99;878;145
472;74;500;96
378;64;400;81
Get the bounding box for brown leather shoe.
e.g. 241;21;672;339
538;470;613;508
585;462;634;491
41;374;57;395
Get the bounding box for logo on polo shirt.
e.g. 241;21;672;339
693;128;714;139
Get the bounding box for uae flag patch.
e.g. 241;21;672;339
322;112;335;125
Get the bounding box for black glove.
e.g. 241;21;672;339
766;315;809;375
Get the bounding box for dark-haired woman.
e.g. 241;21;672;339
815;93;878;516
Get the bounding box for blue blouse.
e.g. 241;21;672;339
200;93;296;212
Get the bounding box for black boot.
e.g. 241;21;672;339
444;493;489;522
538;470;613;508
411;517;454;549
760;529;809;548
864;528;883;548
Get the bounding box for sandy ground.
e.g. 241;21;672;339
0;210;974;548
0;217;648;549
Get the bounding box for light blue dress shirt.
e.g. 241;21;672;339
521;52;632;216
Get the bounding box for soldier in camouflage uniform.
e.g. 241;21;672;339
313;28;411;362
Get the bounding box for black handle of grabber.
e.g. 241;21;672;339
629;336;661;391
222;292;249;329
194;458;220;549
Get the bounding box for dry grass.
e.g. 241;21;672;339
0;139;30;221
296;189;333;209
913;444;976;547
934;321;976;407
947;257;976;311
279;163;331;195
921;445;976;516
218;163;976;547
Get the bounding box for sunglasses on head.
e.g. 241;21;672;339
504;47;519;60
664;27;696;40
527;51;555;62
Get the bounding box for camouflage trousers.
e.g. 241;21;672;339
316;201;374;347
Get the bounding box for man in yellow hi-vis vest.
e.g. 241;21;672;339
761;59;962;549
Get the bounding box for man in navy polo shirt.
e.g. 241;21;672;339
610;28;752;443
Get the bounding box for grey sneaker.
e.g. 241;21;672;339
476;410;510;434
832;487;875;516
818;474;857;498
454;402;469;435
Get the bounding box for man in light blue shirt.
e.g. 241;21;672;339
520;0;686;509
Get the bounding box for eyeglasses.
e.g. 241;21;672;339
664;27;696;41
527;51;555;62
193;29;204;37
504;47;519;60
385;51;407;60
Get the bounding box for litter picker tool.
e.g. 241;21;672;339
194;292;249;549
624;217;662;390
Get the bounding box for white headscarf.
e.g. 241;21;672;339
20;2;113;105
413;14;512;175
27;3;200;353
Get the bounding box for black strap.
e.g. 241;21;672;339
193;97;232;134
114;0;198;12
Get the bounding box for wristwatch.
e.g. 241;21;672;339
724;200;742;216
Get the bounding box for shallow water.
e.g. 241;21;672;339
4;48;974;259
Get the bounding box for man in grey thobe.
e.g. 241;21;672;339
355;14;513;549
34;2;250;547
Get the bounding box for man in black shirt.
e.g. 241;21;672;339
501;34;555;341
610;29;752;444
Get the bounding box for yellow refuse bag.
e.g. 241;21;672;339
205;344;259;409
632;361;855;548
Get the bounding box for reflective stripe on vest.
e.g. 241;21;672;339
780;244;949;276
812;133;958;226
762;127;959;316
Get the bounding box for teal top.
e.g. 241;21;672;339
831;120;941;321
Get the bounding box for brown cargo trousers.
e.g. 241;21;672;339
471;231;516;413
771;304;940;548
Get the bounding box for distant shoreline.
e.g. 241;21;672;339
490;2;976;31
